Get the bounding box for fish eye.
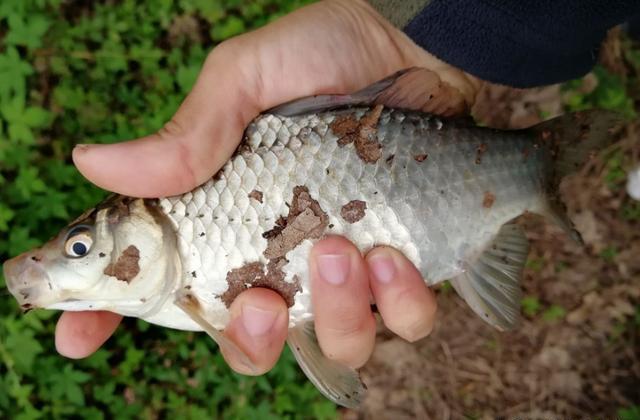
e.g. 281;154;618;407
64;227;94;258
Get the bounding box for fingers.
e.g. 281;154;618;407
366;246;437;342
55;311;122;358
222;288;289;375
310;236;376;368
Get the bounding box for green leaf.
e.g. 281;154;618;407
0;47;33;101
542;304;567;322
600;246;618;263
23;107;52;128
14;167;47;199
46;365;91;406
8;227;41;256
210;15;246;41
4;327;44;373
521;296;541;317
176;63;201;93
5;14;51;50
618;405;640;420
0;204;15;231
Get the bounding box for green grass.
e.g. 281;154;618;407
541;304;567;322
0;0;337;418
521;296;542;317
599;245;619;263
618;405;640;420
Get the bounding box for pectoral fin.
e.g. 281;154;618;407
451;224;529;331
174;291;258;374
287;321;366;408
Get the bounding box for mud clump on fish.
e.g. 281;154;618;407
483;192;496;208
103;245;140;282
475;143;488;164
248;189;264;203
219;259;301;308
330;104;384;163
263;186;329;260
341;200;367;223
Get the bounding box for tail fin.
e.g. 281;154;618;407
531;110;623;242
532;110;623;180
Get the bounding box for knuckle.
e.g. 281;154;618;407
158;117;186;139
154;118;198;188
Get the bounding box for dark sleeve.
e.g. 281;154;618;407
372;0;640;88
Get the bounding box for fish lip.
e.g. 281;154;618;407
3;254;52;308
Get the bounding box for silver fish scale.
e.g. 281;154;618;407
159;108;546;328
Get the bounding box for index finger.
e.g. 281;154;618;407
55;311;122;358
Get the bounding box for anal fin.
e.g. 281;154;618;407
287;321;366;408
450;224;530;331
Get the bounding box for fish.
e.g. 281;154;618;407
2;68;620;408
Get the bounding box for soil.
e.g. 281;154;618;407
342;35;639;418
341;200;367;224
103;245;140;283
482;192;496;209
219;259;301;308
263;186;328;260
248;190;264;203
331;105;384;164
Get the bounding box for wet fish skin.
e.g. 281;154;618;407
159;106;547;330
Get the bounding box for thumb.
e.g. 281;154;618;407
73;40;262;198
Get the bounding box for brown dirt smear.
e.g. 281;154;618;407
475;143;488;165
263;186;329;260
341;200;367;223
330;105;384;163
220;186;329;308
103;245;140;283
104;195;132;224
414;153;428;162
483;191;496;208
248;189;264;203
218;259;301;308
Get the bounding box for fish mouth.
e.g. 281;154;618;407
3;253;52;310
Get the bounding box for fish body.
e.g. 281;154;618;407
2;69;619;408
153;106;545;331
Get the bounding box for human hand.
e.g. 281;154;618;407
55;0;484;372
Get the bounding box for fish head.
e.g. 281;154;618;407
3;195;180;316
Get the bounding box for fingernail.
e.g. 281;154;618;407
316;254;350;285
368;252;396;284
241;305;278;337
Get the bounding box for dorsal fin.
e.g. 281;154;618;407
268;67;467;117
450;224;529;331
